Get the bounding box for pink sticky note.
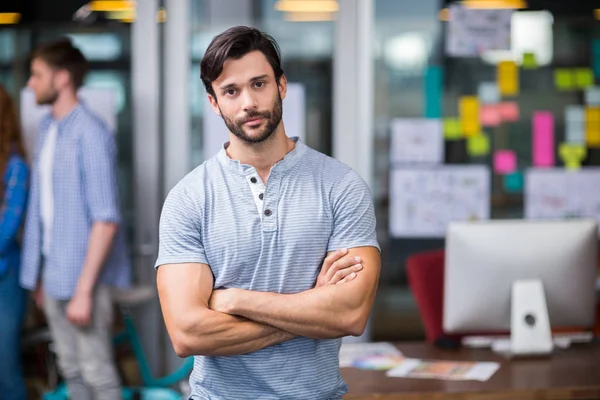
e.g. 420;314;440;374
480;105;501;127
494;150;517;174
498;101;519;122
532;111;555;167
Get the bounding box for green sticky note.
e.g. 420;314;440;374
554;69;574;91
574;68;594;89
503;171;523;193
522;52;537;69
467;133;490;156
444;118;462;140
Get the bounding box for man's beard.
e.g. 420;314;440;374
220;93;283;145
36;88;59;106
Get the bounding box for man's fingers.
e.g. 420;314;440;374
336;272;357;284
325;255;361;282
331;263;362;283
321;248;348;271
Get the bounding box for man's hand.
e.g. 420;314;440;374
33;284;44;309
209;288;241;315
66;292;93;327
315;248;363;287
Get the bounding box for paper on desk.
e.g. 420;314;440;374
339;342;403;369
386;358;500;382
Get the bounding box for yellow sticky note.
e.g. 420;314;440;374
585;107;600;147
588;131;600;147
467;133;490;156
460;96;480;137
497;61;519;96
444;118;462;140
575;68;594;89
522;52;537;69
559;143;587;170
554;69;574;91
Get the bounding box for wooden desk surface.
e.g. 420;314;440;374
342;341;600;400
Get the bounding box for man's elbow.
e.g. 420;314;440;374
343;309;371;337
172;333;194;358
170;329;213;357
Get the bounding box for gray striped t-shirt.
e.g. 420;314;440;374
156;138;380;400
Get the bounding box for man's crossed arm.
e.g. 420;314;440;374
210;246;380;339
157;248;378;357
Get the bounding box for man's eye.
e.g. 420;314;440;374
225;89;236;96
254;82;264;88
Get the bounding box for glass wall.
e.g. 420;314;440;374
371;0;600;340
189;0;334;167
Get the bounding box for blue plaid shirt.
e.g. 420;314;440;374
20;103;131;300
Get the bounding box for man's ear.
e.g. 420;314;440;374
54;69;71;91
208;94;221;116
278;74;288;101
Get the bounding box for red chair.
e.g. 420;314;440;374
405;249;462;347
407;249;600;347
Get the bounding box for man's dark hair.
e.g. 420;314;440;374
200;26;284;98
30;37;89;90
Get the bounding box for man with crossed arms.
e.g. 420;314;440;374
156;26;380;400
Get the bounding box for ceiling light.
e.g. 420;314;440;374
275;0;339;13
461;0;527;9
0;13;21;24
89;1;136;12
284;11;336;22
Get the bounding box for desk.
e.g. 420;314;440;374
342;341;600;400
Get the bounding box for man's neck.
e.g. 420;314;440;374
51;91;79;121
226;127;295;181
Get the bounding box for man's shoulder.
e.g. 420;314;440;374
166;157;222;202
301;146;356;183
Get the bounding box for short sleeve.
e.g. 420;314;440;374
80;123;121;223
327;170;380;253
155;183;208;269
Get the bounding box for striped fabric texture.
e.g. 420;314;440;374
20;103;130;299
156;138;379;400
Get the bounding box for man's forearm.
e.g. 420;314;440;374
176;309;295;357
75;222;118;295
228;285;371;339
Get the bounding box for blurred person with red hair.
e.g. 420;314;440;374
0;84;30;400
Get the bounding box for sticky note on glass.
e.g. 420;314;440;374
480;105;501;127
497;61;519;96
559;143;587;170
424;66;443;118
467;133;490;156
585;86;600;106
566;121;586;144
522;52;537;69
574;68;594;89
554;69;574;91
444;118;462;140
585;107;600;147
478;82;499;104
594;39;600;79
494;150;517;174
497;101;519;122
460;96;480;137
532;111;555;168
503;171;523;193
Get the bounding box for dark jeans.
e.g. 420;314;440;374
0;262;27;400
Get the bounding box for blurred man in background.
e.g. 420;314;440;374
20;38;130;400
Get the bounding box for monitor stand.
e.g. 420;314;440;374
504;279;554;357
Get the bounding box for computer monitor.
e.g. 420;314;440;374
443;219;598;356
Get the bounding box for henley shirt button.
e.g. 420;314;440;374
264;209;272;216
250;177;257;183
259;193;264;200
